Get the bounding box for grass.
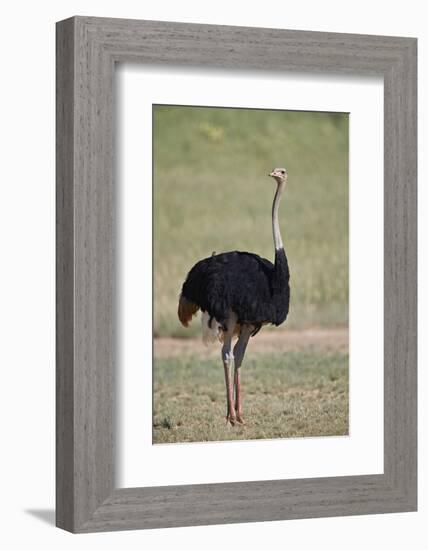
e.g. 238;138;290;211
153;350;348;444
153;105;349;337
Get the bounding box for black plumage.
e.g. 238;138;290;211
180;248;290;334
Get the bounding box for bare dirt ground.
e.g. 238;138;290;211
154;327;348;359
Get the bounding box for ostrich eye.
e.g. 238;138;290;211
281;170;285;174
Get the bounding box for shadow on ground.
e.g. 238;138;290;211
25;509;55;526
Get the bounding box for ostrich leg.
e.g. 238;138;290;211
222;314;237;425
233;325;253;424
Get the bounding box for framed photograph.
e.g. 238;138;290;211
56;16;417;532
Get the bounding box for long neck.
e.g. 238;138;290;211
272;181;285;251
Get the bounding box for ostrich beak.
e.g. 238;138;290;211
269;171;275;177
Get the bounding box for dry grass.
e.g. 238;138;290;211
154;327;348;359
153;332;348;444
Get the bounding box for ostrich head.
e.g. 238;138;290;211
269;167;287;184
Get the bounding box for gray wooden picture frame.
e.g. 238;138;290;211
56;16;417;533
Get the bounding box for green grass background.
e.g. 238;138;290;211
153;105;349;337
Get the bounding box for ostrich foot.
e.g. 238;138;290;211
236;414;245;425
225;413;237;426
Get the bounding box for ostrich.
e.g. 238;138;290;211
177;168;290;425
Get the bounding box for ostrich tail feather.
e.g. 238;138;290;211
177;295;199;327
